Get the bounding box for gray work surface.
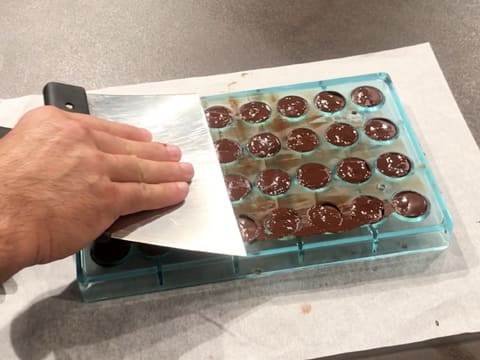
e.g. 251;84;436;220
1;1;479;359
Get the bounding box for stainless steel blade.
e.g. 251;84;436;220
86;93;246;256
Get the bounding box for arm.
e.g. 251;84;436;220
0;106;193;282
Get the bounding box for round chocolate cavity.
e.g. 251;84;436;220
376;152;412;178
325;123;359;147
337;157;372;184
205;106;233;128
351;195;384;224
264;208;301;237
277;95;308;118
364;118;398;141
286;128;319;152
247;132;281;158
296;163;331;190
392;191;429;218
351;86;384;107
240;101;271;123
91;235;131;267
256;169;291;196
224;174;251;201
307;204;343;231
237;215;259;242
138;244;170;257
314;91;346;113
214;138;242;164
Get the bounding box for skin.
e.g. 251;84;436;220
0;106;194;283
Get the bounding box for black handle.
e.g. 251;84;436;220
43;82;90;114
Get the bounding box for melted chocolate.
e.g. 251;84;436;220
351;195;384;224
264;208;301;237
307;204;343;232
214;138;242;163
256;169;291;196
314;91;346;113
240;101;272;123
277;95;308;118
205;106;233;128
325;123;359;147
337;157;372;184
364;118;398;141
247;132;281;158
392;191;429;218
237;215;259;242
287;128;319;152
377;152;412;178
351;86;384;107
224;174;251;201
296;163;331;190
138;244;170;257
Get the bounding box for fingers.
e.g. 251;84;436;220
114;182;190;215
66;111;153;142
106;154;194;183
92;130;181;162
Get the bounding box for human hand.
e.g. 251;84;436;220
0;106;193;282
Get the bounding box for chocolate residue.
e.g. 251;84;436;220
224;174;251;201
350;195;385;224
247;132;281;158
325;123;359;147
337;157;372;184
364;118;398;141
296;163;331;190
314;91;346;113
287;128;319;152
240;101;271;123
256;169;291;196
392;191;429;218
214;138;242;164
264;208;301;237
277;95;308;118
307;203;343;232
377;152;412;178
351;86;384;107
205;106;233;128
237;215;259;242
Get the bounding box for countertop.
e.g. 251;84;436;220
1;1;480;359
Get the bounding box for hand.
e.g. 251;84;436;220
0;106;194;282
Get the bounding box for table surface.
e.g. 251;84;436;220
1;1;480;359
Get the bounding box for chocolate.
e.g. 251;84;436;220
264;208;301;237
138;244;170;257
314;91;346;113
307;204;343;232
325;123;359;147
214;138;242;163
240;101;272;123
287;128;319;152
392;191;429;218
256;169;291;196
277;95;308;118
237;215;259;242
224;174;251;201
337;157;372;184
351;195;384;224
376;152;412;178
364;118;398;141
91;235;131;266
247;132;281;158
296;163;331;190
351;86;384;107
205;106;233;128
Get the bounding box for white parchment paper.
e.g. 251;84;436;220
1;43;479;360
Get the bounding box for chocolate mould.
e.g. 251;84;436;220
77;73;452;302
